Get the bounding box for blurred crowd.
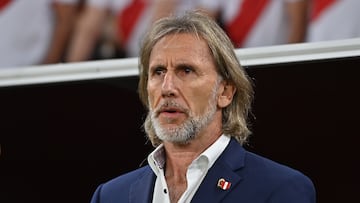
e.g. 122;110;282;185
0;0;359;69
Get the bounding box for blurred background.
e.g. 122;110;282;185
1;0;359;202
1;0;359;69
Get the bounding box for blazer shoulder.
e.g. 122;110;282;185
104;165;152;189
90;166;154;203
245;151;310;179
243;151;316;199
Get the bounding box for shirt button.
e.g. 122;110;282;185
163;188;167;194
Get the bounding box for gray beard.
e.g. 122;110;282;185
150;81;219;144
150;100;217;144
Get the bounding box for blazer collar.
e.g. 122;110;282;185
128;138;245;203
191;138;246;202
129;166;156;203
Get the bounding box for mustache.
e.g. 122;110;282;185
153;100;189;116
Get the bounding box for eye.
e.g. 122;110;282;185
176;64;196;79
155;68;164;75
183;67;193;74
151;66;166;76
178;65;194;75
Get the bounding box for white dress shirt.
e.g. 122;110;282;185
148;134;230;203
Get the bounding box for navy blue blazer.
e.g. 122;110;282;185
90;138;316;203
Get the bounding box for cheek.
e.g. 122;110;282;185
147;84;160;108
189;88;216;114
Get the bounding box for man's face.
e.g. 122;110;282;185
147;33;222;143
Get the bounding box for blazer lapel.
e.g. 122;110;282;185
129;167;156;203
191;138;246;202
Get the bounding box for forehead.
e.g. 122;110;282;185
150;33;212;61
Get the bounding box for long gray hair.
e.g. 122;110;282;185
138;10;254;147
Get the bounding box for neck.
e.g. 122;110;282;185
161;112;223;202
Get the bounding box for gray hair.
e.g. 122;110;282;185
138;10;254;147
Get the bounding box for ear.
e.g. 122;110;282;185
217;81;236;108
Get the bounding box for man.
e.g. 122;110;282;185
90;10;316;203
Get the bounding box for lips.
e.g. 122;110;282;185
155;103;188;121
157;107;183;118
160;107;182;113
154;100;188;119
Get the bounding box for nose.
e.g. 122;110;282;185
161;72;176;97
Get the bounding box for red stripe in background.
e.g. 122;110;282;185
0;0;12;12
225;0;270;48
117;0;146;45
311;0;337;21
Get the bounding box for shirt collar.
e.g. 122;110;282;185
148;134;230;176
148;143;165;176
201;134;230;169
